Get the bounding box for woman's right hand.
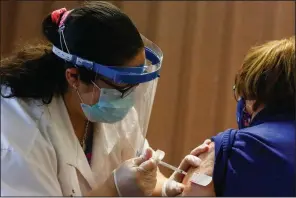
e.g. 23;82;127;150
113;148;158;196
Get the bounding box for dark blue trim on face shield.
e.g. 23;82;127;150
52;46;162;84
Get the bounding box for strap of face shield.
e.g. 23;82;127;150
50;8;162;85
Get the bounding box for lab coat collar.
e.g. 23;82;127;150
47;96;96;190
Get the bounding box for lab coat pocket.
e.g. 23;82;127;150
58;164;82;196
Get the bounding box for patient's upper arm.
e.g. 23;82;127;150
182;142;216;196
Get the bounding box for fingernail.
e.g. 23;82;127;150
205;139;211;144
144;148;153;160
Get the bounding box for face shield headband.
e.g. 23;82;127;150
52;39;163;85
51;8;163;84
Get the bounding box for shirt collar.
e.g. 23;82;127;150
250;107;295;127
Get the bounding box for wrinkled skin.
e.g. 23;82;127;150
181;141;216;197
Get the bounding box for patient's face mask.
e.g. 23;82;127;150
78;82;135;123
233;85;251;129
236;98;252;129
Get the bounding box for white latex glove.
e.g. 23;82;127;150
113;148;158;196
162;140;212;197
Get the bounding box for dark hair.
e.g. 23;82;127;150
235;36;295;114
0;1;144;104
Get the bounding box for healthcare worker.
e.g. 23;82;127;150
179;36;296;197
0;1;203;196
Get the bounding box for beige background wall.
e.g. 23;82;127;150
1;1;294;176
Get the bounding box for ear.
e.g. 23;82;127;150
65;68;80;88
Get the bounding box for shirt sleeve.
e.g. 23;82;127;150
211;129;237;196
211;129;294;196
1;132;63;196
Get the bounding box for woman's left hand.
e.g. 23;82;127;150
181;140;216;197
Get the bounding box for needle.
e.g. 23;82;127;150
158;160;187;175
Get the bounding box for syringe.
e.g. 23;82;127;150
158;160;187;175
152;149;212;187
152;149;187;175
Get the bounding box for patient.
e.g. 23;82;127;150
181;37;295;197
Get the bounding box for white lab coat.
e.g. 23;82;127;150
1;94;149;196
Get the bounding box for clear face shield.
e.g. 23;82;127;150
131;36;162;156
52;32;163;157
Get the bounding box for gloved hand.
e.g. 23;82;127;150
162;139;212;197
113;148;158;196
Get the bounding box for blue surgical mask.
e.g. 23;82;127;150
80;88;134;123
236;98;251;129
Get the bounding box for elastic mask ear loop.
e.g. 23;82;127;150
91;81;102;92
74;85;84;104
90;68;100;105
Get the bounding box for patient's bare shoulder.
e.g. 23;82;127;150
183;142;215;182
182;142;216;196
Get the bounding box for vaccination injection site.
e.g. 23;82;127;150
0;0;295;197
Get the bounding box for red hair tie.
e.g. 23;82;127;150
51;8;67;26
